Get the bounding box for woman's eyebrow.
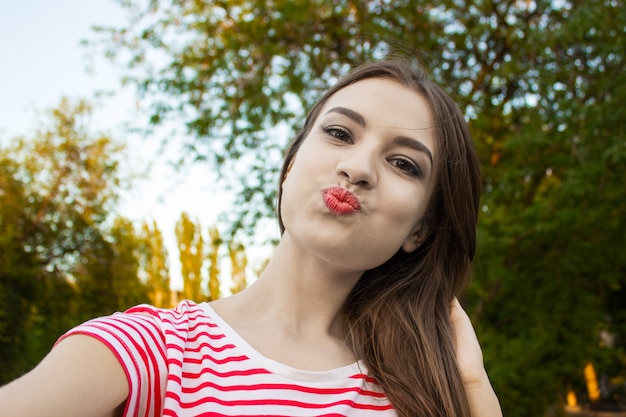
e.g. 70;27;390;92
325;107;366;127
325;106;433;166
393;135;433;167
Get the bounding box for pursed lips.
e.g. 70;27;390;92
322;187;360;215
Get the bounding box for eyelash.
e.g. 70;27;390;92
389;158;423;178
320;124;424;179
321;125;352;142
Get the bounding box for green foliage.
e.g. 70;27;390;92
0;157;42;379
174;217;252;302
139;220;171;307
72;217;150;322
176;212;205;301
92;0;626;415
0;98;150;382
91;0;447;234
207;225;222;301
465;0;626;413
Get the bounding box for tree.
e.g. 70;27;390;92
72;217;150;322
207;225;222;301
0;156;45;380
91;1;626;414
176;220;251;301
464;1;626;412
0;98;149;382
228;239;248;296
176;212;205;301
140;220;172;308
91;0;441;235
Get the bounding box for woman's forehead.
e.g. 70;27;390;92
319;78;436;133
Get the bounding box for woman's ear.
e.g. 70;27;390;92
402;225;428;253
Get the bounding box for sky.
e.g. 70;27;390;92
0;1;270;289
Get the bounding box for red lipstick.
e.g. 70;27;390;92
322;187;360;215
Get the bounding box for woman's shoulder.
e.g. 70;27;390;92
59;300;217;348
126;299;206;317
124;299;219;330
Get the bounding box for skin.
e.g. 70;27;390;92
0;335;128;417
279;78;438;274
215;78;439;372
451;298;502;416
0;78;501;417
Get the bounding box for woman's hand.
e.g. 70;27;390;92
450;297;487;386
450;298;503;417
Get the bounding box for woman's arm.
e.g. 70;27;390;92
450;298;503;417
0;334;128;417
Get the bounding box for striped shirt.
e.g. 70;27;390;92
59;300;396;416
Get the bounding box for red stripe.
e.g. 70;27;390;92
165;365;271;382
177;379;387;398
163;410;351;417
162;318;220;333
181;367;272;379
161;306;212;323
351;373;380;384
164;391;394;411
164;329;235;349
164;329;227;343
175;318;220;334
120;315;167;413
126;305;161;317
76;322;152;416
166;340;237;353
182;353;249;365
60;328;143;416
183;343;243;355
64;302;393;416
101;319;162;417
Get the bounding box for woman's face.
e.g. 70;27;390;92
280;77;438;273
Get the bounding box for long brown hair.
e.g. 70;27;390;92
277;59;480;417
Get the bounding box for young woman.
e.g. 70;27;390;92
0;59;502;417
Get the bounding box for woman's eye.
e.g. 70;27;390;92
321;125;352;143
390;158;422;178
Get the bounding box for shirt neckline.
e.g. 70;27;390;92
199;302;367;382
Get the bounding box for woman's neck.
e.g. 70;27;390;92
238;232;362;336
209;232;363;370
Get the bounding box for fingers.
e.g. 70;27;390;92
450;298;485;385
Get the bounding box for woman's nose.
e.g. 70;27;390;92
335;146;378;188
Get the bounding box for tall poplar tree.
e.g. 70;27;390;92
207;225;222;301
175;212;205;301
140;220;171;308
229;240;248;296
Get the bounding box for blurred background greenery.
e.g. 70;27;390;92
1;1;625;416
